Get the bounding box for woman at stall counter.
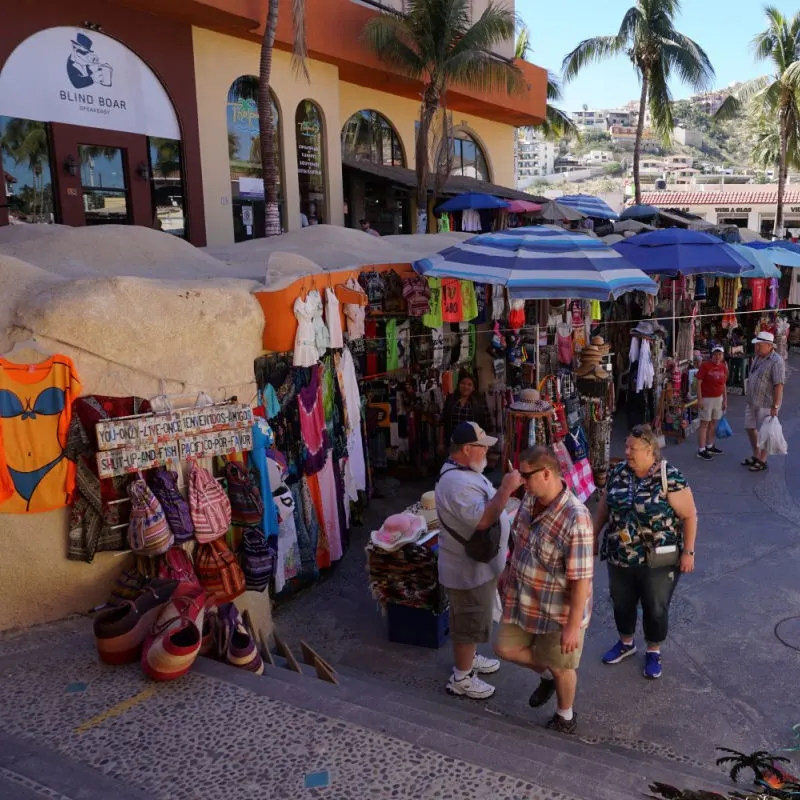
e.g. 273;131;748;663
592;425;698;680
437;371;487;457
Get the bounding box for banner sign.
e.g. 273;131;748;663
0;27;180;139
95;403;254;479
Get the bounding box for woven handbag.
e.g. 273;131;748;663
195;538;245;603
127;473;173;556
240;527;276;593
149;469;194;543
225;462;264;527
188;460;231;544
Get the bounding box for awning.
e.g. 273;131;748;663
656;208;714;230
342;156;547;203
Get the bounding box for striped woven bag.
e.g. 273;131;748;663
194;539;245;604
127;474;173;556
188;460;231;544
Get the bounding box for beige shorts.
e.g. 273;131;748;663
744;404;770;431
698;395;724;422
447;579;496;644
495;623;585;670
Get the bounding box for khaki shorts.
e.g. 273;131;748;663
447;579;496;644
495;622;585;670
698;395;724;422
744;404;770;432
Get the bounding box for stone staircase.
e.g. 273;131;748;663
195;642;738;800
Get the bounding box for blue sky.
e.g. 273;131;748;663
517;0;798;111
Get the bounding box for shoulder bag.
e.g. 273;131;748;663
644;460;681;569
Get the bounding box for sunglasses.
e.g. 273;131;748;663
520;466;546;479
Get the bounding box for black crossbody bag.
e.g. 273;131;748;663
437;466;502;564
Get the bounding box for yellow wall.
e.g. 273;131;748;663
194;28;518;246
338;82;515;189
192;27;345;245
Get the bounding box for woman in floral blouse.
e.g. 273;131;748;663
592;425;698;680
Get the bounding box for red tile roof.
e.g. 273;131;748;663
641;189;800;206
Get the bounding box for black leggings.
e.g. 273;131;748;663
607;563;680;646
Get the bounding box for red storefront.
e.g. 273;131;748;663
0;0;206;245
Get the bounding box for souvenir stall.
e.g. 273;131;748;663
434;192;511;235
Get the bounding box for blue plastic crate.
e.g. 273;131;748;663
386;603;450;649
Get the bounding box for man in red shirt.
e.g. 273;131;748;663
696;345;729;460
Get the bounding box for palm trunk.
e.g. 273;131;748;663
415;87;439;233
776;109;790;239
633;74;648;205
259;0;281;237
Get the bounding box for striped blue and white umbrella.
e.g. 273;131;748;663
413;225;658;300
557;194;619;220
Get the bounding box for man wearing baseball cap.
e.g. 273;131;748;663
435;422;523;699
743;331;785;472
695;345;729;461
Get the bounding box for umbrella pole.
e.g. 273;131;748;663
672;281;676;358
535;324;540;386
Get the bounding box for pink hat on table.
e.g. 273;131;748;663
370;513;427;552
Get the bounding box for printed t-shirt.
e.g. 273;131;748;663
460;281;478;321
0;355;82;513
696;360;728;398
402;276;431;317
423;278;443;328
383;270;406;313
441;279;463;323
358;271;385;312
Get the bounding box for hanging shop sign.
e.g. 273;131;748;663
0;27;180;139
95;402;254;478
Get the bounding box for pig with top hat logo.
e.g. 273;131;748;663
67;32;113;89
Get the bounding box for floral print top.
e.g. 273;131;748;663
601;460;688;567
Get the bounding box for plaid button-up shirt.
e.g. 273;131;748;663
746;351;785;409
501;485;594;634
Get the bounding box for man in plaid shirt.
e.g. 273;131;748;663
494;446;594;734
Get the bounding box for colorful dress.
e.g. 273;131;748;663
293;295;320;367
325;287;344;349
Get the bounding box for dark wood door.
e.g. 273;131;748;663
49;123;152;229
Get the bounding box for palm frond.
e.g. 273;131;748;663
542;103;579;140
290;0;309;80
647;60;674;142
784;60;800;87
360;14;426;80
663;31;715;89
562;35;623;83
448;3;518;62
515;22;530;60
446;49;524;95
714;75;773;120
617;6;643;48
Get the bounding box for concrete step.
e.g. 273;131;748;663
195;657;734;800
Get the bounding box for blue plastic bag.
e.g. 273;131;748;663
716;415;733;439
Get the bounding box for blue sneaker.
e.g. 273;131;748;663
643;651;662;679
601;640;637;664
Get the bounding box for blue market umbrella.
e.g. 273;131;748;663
612;228;751;276
620;204;660;221
413;225;657;300
436;192;510;212
745;242;800;268
557;194;619;220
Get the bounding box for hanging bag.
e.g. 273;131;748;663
127;473;173;556
149;469;194;543
188;459;232;544
240;527;277;593
157;546;200;587
195;538;245;603
715;415;733;439
225;461;264;526
564;425;589;462
758;416;789;456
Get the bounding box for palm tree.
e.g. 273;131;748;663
715;8;800;239
362;0;524;232
562;0;714;204
1;119;50;222
515;25;577;141
259;0;307;236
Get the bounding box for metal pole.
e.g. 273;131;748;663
535;323;540;385
672;281;677;357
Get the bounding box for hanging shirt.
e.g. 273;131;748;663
473;284;487;324
383;270;406;313
358;271;385;312
460;281;478;321
325;287;344;349
385;319;399;372
491;285;506;321
402;276;431;317
0;355;82;513
438;214;450;233
441;279;463;322
422;278;443;328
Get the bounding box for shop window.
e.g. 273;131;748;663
78;145;129;225
449;130;490;182
341;110;406;167
0;116;55;224
296;100;327;225
226;76;284;241
148;137;185;237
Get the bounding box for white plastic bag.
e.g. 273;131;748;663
758;416;789;456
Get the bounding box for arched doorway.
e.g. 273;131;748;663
226;76;284;241
341;109;408;234
0;27;185;234
295;100;327;225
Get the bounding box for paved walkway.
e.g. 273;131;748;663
271;365;800;768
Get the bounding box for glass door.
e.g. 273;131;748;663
79;145;129;225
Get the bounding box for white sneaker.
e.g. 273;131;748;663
446;671;496;699
472;653;500;674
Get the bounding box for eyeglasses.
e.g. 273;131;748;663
630;425;655;442
520;466;546;479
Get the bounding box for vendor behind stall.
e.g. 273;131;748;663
438;371;487;457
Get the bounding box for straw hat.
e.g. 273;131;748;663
510;388;551;412
419;492;439;527
591;336;611;354
370;513;427;552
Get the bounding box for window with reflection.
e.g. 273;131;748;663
1;116;55;224
148;137;185;237
226;75;283;241
450;130;490;182
341;110;405;167
296;100;327;225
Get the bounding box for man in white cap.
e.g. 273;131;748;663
743;331;785;472
435;421;523;699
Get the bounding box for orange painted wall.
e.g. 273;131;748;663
255;263;416;353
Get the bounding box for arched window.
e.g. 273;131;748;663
450;130;490;183
295;100;327;225
341;110;405;167
226;76;284;241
